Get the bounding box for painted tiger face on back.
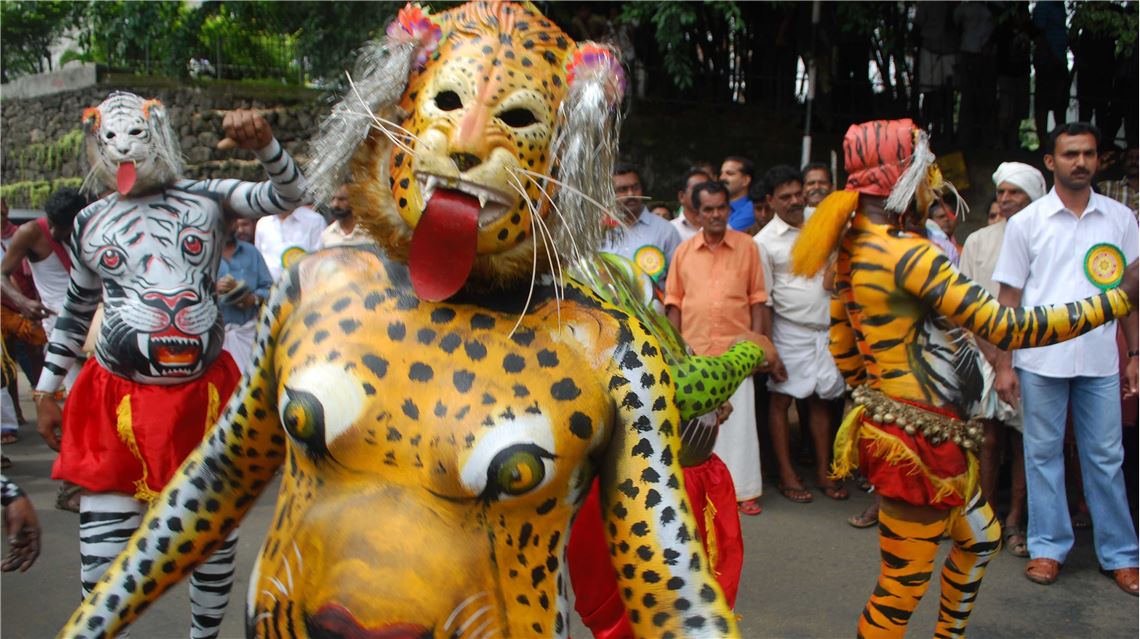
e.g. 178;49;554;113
76;190;224;382
82;91;183;198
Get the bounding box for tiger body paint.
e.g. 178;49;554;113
794;119;1135;639
59;3;739;637
38;90;305;639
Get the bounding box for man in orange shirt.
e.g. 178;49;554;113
666;180;784;515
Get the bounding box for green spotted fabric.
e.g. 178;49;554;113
572;253;766;421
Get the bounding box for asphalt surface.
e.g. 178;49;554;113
2;391;1137;638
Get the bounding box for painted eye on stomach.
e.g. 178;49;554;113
486;444;553;498
100;247;126;271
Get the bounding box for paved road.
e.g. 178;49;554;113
2;403;1137;638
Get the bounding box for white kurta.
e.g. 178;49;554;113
712;376;762;500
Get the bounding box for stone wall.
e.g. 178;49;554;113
1;76;327;206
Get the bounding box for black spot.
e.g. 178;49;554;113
430;307;456;324
416;327;436;344
531;566;547;587
568;412;592;439
409;362;434;382
631;522;649;537
463;312;495;330
387;321;406;340
644;490;662;509
465;340;487;360
700;584;717;602
550;378;581;401
313;329;329;344
513;384;530;397
339;318;360;334
453;370;475;392
537;349;559;367
503;353;526;373
332;297;351;312
363;292;383;310
511;329;536;346
620;350;643;369
637;545;654;561
362;355;388;379
402;399;419;420
439;332;462;353
641;467;660;484
537;498;557;514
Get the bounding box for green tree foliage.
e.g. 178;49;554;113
0;1;84;82
1071;0;1139;57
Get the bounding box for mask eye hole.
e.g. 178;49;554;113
128;128;143;136
498;108;538;128
435;90;462;111
105;131;116;140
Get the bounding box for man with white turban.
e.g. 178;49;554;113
958;161;1047;559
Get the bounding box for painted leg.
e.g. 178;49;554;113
858;506;946;639
934;492;1001;638
79;493;146;638
189;529;239;639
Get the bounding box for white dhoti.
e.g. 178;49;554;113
222;319;258;376
767;318;845;400
712;376;762;500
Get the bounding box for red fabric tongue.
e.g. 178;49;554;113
117;162;137;195
408;189;479;301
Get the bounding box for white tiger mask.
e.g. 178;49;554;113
82;91;183;197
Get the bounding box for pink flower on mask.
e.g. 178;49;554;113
387;3;442;68
566;45;625;104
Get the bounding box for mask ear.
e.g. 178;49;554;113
141;99;166;124
81;107;101;135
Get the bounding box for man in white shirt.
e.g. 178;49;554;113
993;122;1140;595
321;183;370;247
754;165;846;503
670;168;713;242
255;204;325;281
959;161;1047;559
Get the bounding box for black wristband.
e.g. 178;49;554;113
1128;350;1139;358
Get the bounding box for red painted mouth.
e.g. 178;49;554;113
148;328;202;371
305;604;431;639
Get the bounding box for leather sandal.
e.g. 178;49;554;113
1025;558;1061;585
1107;567;1139;596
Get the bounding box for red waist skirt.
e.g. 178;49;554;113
52;353;240;501
854;400;972;510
